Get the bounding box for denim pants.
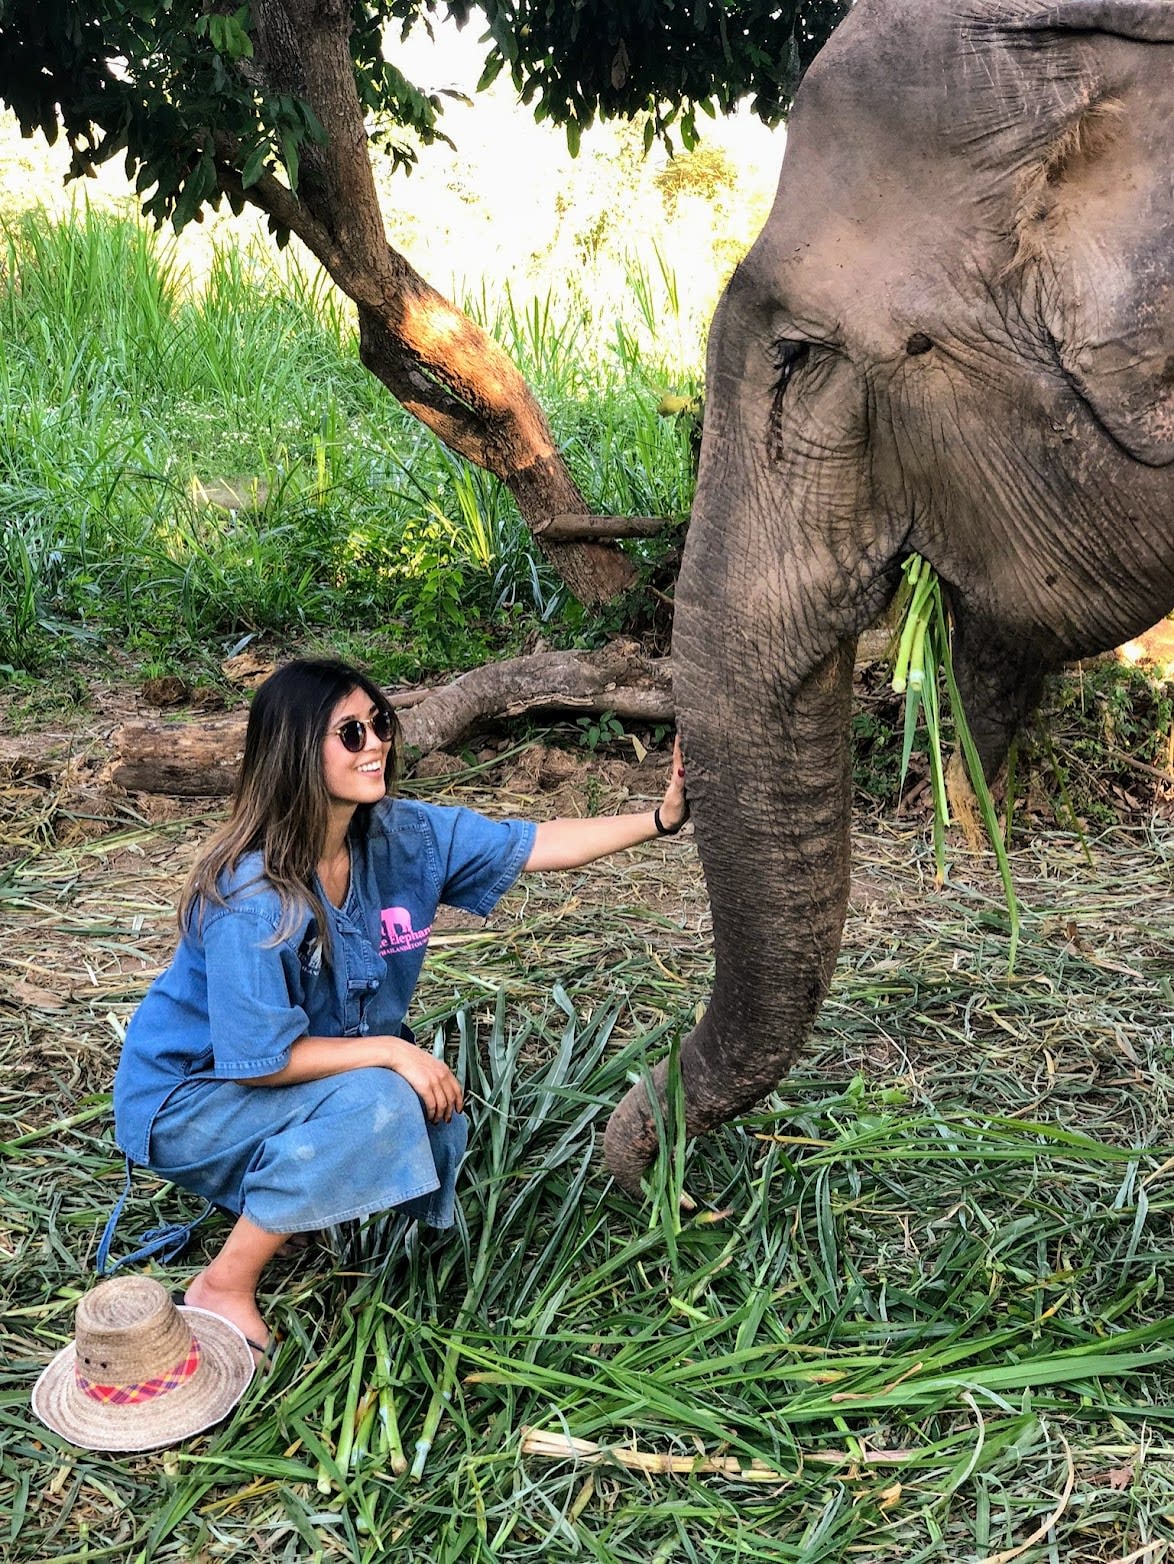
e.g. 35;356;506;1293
147;1068;467;1235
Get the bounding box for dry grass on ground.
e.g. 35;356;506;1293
2;677;1173;1562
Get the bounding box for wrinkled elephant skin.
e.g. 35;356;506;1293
604;0;1174;1193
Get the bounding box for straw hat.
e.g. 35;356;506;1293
32;1275;255;1452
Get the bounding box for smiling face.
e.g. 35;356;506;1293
321;687;393;811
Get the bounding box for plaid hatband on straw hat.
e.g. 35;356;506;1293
32;1274;255;1452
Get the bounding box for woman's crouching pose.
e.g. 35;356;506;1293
112;658;688;1358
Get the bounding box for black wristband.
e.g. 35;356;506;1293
654;805;684;837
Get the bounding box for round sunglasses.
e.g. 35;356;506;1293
329;709;395;753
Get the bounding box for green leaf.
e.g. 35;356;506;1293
296;100;327;144
476;52;506;92
280;132;300;192
240;139;268;189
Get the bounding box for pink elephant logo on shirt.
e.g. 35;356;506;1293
379;904;430;955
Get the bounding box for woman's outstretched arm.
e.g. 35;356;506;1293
523;736;688;872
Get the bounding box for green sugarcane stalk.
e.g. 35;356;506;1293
892;556;935;693
410;1338;462;1481
941;637;1022;971
348;1389;378;1472
0;1102;111;1152
373;1318;407;1476
315;1390;335;1494
893;554;1021;966
378;1384;407;1477
333;1304;377;1475
906;610;929;692
922;633;950;877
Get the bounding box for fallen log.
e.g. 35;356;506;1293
107;643;674;796
106;712;249;798
400;642;671;758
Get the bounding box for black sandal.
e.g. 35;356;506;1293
171;1289;277;1365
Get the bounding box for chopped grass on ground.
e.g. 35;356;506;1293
3;777;1173;1562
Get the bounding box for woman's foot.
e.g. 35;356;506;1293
180;1270;274;1366
275;1230;317;1258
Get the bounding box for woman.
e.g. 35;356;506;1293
112;658;688;1357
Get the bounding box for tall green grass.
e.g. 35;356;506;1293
0;208;699;676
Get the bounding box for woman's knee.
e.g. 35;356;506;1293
427;1110;468;1171
305;1066;427;1143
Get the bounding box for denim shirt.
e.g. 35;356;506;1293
113;798;536;1164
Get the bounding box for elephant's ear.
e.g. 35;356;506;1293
1008;3;1174;466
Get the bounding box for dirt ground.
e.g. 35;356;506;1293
2;661;1172;1564
2;667;1171;1134
0;675;702;1126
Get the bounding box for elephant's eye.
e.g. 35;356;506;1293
769;340;812;459
772;340;810;397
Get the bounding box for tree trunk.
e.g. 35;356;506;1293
214;0;637;606
106;646;673;796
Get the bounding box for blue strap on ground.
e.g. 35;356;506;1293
95;1156;214;1276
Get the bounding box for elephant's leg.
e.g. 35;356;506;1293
603;634;857;1194
948;608;1051;781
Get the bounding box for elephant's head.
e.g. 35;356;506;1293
604;0;1174;1192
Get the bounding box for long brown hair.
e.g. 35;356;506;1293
179;659;399;954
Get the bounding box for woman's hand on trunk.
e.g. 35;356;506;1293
524;735;689;870
655;734;690;833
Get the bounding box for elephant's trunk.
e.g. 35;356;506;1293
603;1012;786;1196
604;640;857;1193
602;1055;673;1196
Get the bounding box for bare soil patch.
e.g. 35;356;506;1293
2;669;1170;1124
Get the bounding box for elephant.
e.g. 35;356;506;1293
603;0;1174;1192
